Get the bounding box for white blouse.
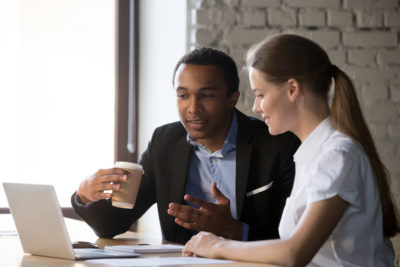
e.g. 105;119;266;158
279;118;395;267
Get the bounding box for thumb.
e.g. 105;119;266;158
211;182;229;205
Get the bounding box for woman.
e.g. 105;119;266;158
182;34;399;266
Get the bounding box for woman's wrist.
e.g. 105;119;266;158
213;237;229;258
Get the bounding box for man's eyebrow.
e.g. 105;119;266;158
175;87;217;91
199;87;217;91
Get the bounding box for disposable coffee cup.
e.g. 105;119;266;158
111;161;144;209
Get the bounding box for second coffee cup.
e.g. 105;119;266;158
111;161;143;209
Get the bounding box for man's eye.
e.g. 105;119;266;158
177;93;188;99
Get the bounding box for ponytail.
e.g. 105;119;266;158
331;69;400;237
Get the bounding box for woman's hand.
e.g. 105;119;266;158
182;231;226;258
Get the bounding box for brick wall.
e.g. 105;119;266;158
188;0;400;264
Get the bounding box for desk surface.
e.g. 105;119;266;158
0;214;276;267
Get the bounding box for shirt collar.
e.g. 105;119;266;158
294;117;334;168
186;111;238;157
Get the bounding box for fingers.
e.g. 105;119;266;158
168;203;199;223
174;217;198;231
97;167;127;176
183;194;207;209
77;168;128;203
211;182;229;205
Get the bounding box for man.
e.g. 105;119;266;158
71;48;300;244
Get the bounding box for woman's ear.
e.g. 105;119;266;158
287;78;301;103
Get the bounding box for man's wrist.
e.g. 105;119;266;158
226;220;243;240
76;191;90;205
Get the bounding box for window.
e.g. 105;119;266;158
0;0;117;208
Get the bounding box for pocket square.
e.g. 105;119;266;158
246;181;274;197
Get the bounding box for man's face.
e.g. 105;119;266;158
174;64;239;150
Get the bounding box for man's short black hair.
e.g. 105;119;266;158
172;47;239;95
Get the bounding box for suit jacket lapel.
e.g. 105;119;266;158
235;110;252;219
170;136;193;243
170;138;192;204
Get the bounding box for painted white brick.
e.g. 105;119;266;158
242;0;281;7
343;31;397;48
327;48;346;66
285;0;340;8
268;8;297;26
368;122;388;140
225;0;240;7
191;0;205;9
364;101;398;121
238;72;251;98
355;11;384;27
390;85;400;102
242;10;266;27
192;9;222;25
192;0;218;8
344;0;398;9
299;10;326;27
327;10;353;27
224;28;271;47
377;140;397;162
361;85;389;104
290;30;340;49
388;121;400;138
350;66;397;84
378;50;400;66
230;48;247;65
385;12;400;27
220;7;237;27
383;153;400;173
348;49;376;66
192;28;216;45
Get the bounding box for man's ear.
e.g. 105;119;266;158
229;90;240;108
287;78;301;103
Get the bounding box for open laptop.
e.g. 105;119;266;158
3;182;140;260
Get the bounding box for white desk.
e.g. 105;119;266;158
0;214;276;267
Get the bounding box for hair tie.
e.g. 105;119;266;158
329;64;339;77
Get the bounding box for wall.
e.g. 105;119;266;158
188;0;400;264
137;0;187;237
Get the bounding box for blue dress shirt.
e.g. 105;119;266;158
185;111;249;240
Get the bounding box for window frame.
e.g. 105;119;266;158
0;0;139;218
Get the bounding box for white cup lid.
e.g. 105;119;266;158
114;161;143;172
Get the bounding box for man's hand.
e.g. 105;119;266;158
167;182;243;240
77;168;128;205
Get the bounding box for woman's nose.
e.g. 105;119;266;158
252;98;262;114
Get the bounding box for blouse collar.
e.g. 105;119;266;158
294;117;335;170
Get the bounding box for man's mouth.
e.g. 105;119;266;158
186;119;207;129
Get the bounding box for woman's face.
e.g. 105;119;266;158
249;67;295;135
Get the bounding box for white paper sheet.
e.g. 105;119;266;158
87;256;233;266
104;244;183;253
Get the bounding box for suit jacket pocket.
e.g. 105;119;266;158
246;181;274;197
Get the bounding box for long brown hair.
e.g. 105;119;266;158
247;33;400;237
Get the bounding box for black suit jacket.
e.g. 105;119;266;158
72;109;300;244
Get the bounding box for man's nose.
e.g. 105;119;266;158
188;96;201;114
